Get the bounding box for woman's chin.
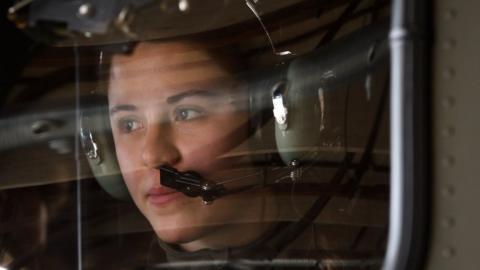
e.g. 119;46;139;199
152;224;205;246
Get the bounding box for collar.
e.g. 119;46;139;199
156;222;291;262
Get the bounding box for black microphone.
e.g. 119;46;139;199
159;166;227;205
159;161;302;205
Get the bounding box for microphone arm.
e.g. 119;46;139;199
160;166;227;205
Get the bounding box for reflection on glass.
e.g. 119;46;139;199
0;0;391;269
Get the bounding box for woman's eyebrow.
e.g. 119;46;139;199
109;104;137;115
166;89;221;104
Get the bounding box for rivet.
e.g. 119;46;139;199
78;3;95;18
442;96;456;109
442;67;455;79
441;185;455;197
444;9;457;20
441;127;455;137
441;156;455;167
442;39;457;50
441;217;455;228
441;247;455;258
178;0;190;12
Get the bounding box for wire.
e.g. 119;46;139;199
316;0;363;48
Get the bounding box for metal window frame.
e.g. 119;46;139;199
382;0;431;269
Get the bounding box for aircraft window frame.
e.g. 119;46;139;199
0;0;416;269
382;0;430;269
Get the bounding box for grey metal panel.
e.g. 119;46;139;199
426;0;480;269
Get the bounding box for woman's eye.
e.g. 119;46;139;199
174;107;205;121
118;118;143;133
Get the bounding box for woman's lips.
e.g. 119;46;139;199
147;187;183;206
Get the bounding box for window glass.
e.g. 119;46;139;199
1;1;390;269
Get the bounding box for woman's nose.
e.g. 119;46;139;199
141;122;181;168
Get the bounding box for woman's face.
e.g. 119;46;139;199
109;42;275;251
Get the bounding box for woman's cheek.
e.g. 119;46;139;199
115;135;142;172
114;139;144;199
123;170;146;210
